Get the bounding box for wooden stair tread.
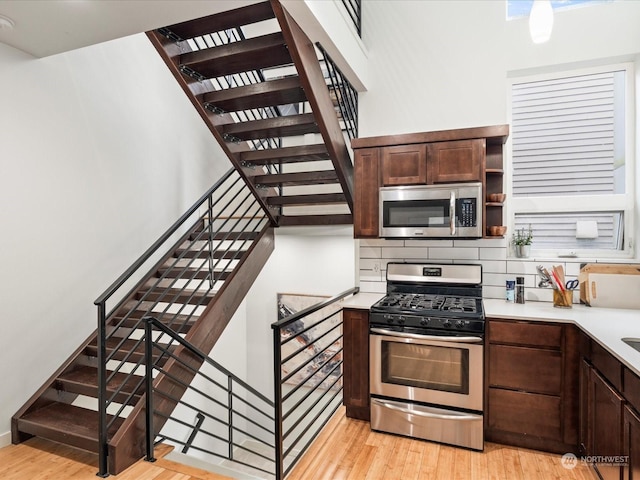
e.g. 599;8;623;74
221;113;318;141
267;193;347;206
56;366;143;404
253;170;339;187
112;305;197;334
240;144;330;165
136;286;217;305
85;337;175;364
17;403;123;451
278;214;354;226
174;248;245;260
156;266;231;281
187;230;260;241
163;2;274;40
180;32;291;80
202;76;306;113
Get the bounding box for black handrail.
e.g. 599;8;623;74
94;167;269;476
144;316;276;477
271;286;359;479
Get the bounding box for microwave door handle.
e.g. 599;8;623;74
450;191;456;236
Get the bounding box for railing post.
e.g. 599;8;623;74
96;302;109;477
228;376;233;460
144;317;156;463
273;326;284;480
207;195;214;290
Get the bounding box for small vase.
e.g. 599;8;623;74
516;244;531;258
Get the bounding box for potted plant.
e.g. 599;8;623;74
513;224;533;258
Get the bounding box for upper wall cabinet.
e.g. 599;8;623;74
351;125;509;239
426;138;484;184
381;144;427;186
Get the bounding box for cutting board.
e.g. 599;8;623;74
584;273;640;309
578;263;640;306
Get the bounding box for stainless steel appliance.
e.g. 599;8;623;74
379;182;482;239
369;263;485;450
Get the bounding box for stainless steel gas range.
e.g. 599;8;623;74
369;262;485;451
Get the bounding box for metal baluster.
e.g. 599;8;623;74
144;317;156;463
97;302;109;477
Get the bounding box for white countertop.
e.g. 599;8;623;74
341;292;640;377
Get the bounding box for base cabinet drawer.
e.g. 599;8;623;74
489;344;562;395
488;389;562;440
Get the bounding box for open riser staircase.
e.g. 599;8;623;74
12;169;275;475
11;0;357;476
146;0;355;227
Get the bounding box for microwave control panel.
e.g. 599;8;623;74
457;198;477;227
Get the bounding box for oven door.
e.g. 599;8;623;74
370;328;483;412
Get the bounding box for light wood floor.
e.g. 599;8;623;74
0;408;598;479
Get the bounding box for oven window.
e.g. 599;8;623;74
383;200;450;227
381;341;469;394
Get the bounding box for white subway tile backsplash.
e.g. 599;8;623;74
454;238;507;248
359;281;386;294
480;247;507;260
360;238;404;247
478;260;507;274
405;239;454;247
428;247;479;260
382;247;429;259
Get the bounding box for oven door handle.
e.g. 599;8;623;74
370;328;483;343
372;398;480;421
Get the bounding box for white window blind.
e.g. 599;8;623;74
510;66;632;255
512;71;624;197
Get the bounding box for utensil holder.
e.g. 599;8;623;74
553;289;573;308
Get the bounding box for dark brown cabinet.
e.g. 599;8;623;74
583;362;625;480
353;148;380;238
381;144;426;186
342;308;370;421
426;138;484;184
486;319;579;453
350;125;509;239
624;405;640;480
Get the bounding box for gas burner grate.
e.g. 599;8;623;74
441;296;477;313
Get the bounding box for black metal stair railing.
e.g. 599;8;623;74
272;287;359;479
94;168;270;476
143;317;276;477
317;43;359;143
139;287;358;479
340;0;362;36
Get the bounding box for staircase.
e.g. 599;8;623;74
11;1;357;475
146;0;355;226
12;170;275;475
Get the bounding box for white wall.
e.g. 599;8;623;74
0;34;231;441
355;0;640;296
244;227;357;398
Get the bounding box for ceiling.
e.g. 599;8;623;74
0;0;262;58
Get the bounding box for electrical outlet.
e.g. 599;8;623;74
373;262;381;273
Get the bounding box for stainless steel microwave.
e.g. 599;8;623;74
379;182;483;238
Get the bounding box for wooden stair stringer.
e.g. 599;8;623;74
270;0;354;210
106;226;275;475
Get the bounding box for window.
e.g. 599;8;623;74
506;0;613;20
509;64;635;257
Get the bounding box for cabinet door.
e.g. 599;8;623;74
591;366;625;480
353;148;380;238
380;144;426;185
426;139;484;184
580;358;593;456
342;309;370;421
624;405;640;480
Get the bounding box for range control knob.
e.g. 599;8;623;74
419;317;430;326
442;319;451;328
455;320;465;329
397;316;405;325
384;314;394;324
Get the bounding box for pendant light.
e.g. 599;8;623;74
529;0;554;44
